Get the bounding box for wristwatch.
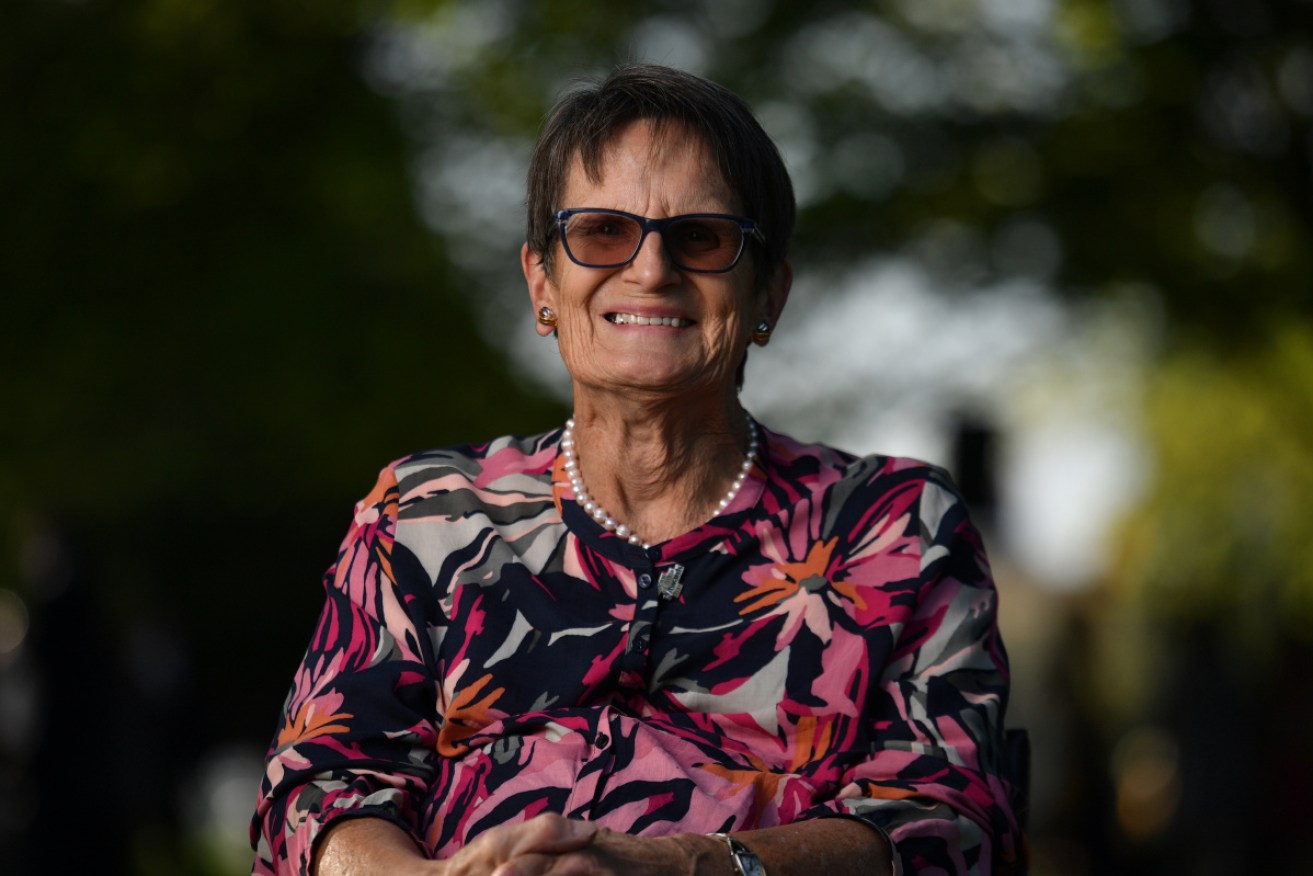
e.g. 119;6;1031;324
710;832;768;876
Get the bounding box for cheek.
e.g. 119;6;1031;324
548;273;595;336
554;308;608;374
698;301;754;367
555;319;590;363
714;308;749;342
554;268;601;316
725;286;761;337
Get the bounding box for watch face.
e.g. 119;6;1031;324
714;833;768;876
737;853;767;876
733;847;767;876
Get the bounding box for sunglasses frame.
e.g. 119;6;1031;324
554;208;765;274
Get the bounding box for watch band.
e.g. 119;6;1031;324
710;832;768;876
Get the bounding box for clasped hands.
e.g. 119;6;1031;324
435;813;721;876
315;807;885;876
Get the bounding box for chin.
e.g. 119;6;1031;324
574;351;735;397
622;370;730;398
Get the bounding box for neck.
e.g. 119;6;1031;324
563;395;756;546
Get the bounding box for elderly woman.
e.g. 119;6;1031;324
251;65;1022;876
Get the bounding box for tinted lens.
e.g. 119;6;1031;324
563;212;642;267
559;211;751;271
665;217;744;271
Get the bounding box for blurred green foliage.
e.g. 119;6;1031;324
3;0;561;525
2;4;563;866
364;0;1313;338
1113;317;1313;642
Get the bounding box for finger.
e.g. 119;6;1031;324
508;814;598;857
492;851;578;876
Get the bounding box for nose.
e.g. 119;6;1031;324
624;228;679;287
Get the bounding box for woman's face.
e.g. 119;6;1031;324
523;120;790;403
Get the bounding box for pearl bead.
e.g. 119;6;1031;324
560;414;758;548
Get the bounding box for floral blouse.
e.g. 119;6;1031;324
250;425;1022;875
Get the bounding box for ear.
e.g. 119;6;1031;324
522;243;558;337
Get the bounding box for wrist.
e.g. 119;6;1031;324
709;833;767;876
671;833;735;876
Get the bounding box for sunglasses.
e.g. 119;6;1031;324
554;208;765;274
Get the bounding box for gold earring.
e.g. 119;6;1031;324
751;319;772;345
537;306;558;328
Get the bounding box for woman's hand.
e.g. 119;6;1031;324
438;814;601;876
489;828;724;876
315;813;887;876
482;817;891;876
313;813;599;876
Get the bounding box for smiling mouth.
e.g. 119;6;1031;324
606;312;692;327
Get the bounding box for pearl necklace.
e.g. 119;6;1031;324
560;415;759;549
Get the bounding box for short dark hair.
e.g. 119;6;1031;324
525;64;795;285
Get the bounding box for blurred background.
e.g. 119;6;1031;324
3;0;1311;873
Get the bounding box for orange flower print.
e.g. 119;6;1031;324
698;715;835;817
276;690;353;749
789;714;835;770
736;537;846;647
437;673;506;757
700;755;786;817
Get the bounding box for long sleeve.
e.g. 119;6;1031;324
251;465;439;876
806;466;1021;874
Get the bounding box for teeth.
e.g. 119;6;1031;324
608;313;690;327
